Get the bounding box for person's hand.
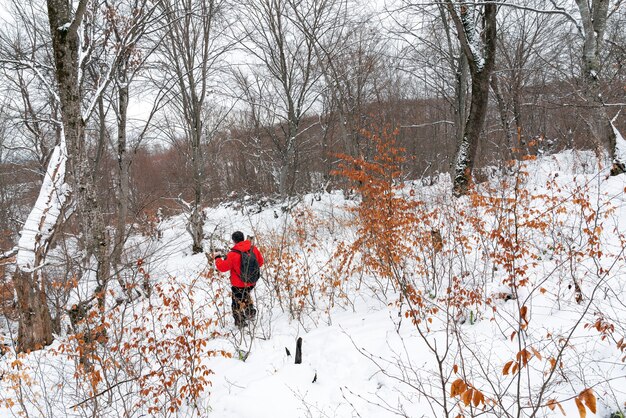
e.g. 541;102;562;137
205;252;221;262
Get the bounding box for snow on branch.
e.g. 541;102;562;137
16;134;70;270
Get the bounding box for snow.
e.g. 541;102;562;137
612;120;626;165
3;150;626;417
16;135;69;270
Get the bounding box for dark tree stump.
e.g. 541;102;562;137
295;337;302;364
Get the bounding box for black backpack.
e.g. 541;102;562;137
232;247;261;284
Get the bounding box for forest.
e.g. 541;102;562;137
0;0;625;417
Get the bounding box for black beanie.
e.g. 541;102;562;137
232;231;244;243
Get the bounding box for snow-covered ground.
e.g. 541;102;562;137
2;150;626;418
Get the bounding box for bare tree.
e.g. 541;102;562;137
290;0;388;161
157;0;231;254
393;1;469;169
236;0;322;196
490;2;556;155
0;0;65;174
101;0;165;279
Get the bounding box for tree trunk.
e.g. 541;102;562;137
454;53;469;146
112;77;130;268
48;0;111;296
190;110;205;254
46;0;114;353
453;71;492;195
575;0;625;175
279;118;298;197
13;132;68;352
279;142;296;197
490;73;514;158
448;0;497;196
14;269;53;352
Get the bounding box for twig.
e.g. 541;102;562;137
70;378;137;409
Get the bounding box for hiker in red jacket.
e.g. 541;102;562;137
214;231;264;327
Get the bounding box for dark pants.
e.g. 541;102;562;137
232;286;256;326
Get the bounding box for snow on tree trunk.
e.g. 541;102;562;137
16;140;68;269
14;136;69;352
446;0;497;196
611;121;626;175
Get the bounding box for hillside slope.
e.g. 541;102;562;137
1;150;626;418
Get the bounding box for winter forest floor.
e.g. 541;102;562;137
2;149;626;418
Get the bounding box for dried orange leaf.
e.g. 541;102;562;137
503;360;514;376
579;388;596;414
462;388;473;406
549;357;557;370
520;305;528;322
472;389;485;407
516;349;531;366
546;399;567;415
531;346;542;361
575;397;586;418
450;378;467;398
453;364;459;374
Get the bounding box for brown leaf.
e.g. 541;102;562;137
516;349;531;366
462;388;473;406
453;364;459;374
575;397;586;418
546;399;566;415
520;305;528;322
531;346;542;361
450;378;467;398
549;357;557;370
472;389;485;407
502;360;514;376
579;388;596;414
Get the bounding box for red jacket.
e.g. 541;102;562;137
215;240;264;288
